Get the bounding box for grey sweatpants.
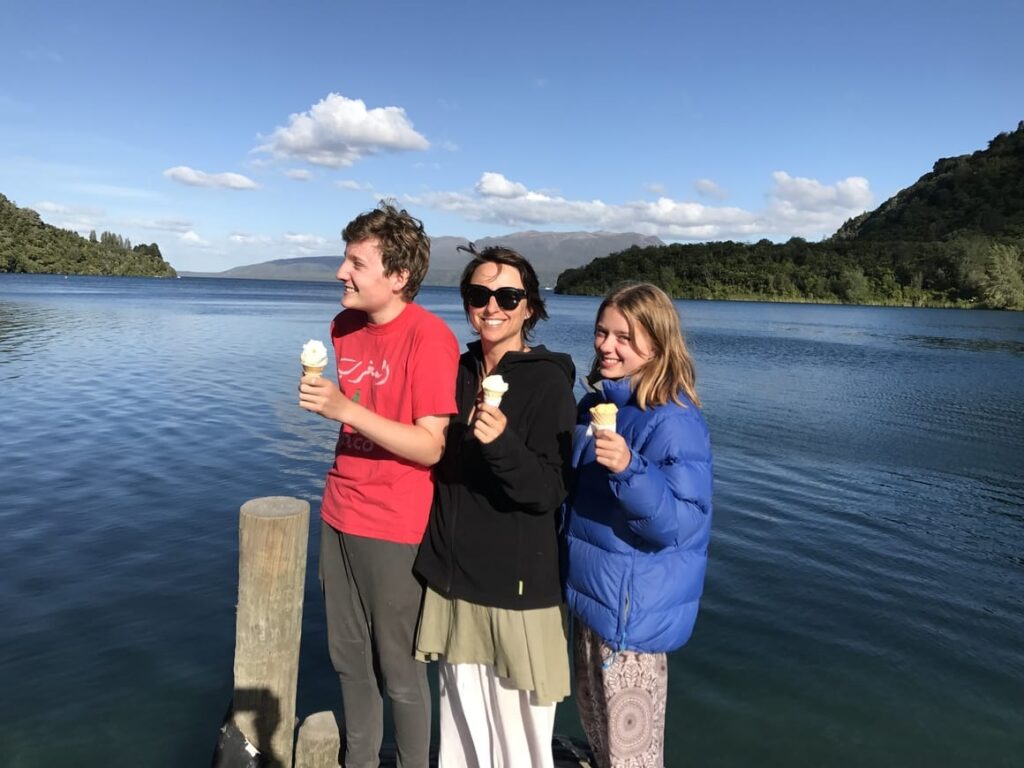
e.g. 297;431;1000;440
319;522;430;768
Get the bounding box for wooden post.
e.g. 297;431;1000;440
232;496;310;768
294;711;343;768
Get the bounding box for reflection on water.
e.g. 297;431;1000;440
0;303;65;375
904;333;1024;356
2;274;1023;767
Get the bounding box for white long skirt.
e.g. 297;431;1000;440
438;661;557;768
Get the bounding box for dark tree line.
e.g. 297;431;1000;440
555;237;1024;309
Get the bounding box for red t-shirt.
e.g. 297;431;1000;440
320;302;459;544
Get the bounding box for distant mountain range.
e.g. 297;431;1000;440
179;230;665;287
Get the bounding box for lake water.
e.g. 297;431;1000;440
1;274;1022;767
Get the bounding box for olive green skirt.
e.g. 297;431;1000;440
415;587;571;706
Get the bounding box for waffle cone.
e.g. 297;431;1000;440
302;364;325;378
589;403;618;431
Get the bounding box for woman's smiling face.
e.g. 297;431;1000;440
467;261;532;350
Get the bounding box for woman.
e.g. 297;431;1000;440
414;245;577;768
562;283;713;768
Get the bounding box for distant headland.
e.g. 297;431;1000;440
556;122;1024;310
0;193;176;278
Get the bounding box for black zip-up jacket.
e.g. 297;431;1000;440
415;341;576;610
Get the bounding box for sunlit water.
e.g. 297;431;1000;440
1;274;1022;767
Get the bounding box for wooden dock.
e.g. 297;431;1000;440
214;496;595;768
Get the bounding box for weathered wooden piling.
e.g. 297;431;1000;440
294;711;343;768
221;494;593;767
231;496;310;768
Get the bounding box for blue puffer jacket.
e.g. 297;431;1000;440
563;376;713;653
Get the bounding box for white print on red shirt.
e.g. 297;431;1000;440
337;357;391;386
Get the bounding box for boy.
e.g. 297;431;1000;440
300;202;458;768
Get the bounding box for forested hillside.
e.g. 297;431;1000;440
0;194;176;277
834;122;1024;242
557;124;1024;309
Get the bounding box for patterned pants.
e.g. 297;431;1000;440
574;621;668;768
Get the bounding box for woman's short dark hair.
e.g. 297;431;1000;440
458;244;548;341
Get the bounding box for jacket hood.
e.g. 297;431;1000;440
465;340;575;386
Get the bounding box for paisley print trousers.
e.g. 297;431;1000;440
574;621;668;768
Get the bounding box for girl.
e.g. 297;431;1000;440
563;283;713;768
414;245;577;768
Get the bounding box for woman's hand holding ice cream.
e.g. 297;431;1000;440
472;401;507;445
473;374;509;444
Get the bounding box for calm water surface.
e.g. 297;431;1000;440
1;274;1022;767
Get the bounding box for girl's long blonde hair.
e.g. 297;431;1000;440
589;283;701;409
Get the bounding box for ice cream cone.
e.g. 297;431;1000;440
590;403;618;432
481;374;509;406
302;364;325;379
300;339;329;379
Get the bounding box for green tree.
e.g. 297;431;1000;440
981;243;1024;309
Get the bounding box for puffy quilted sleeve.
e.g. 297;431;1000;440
608;405;713;549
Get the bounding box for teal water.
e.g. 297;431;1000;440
1;274;1022;766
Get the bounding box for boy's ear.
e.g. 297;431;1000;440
390;268;410;294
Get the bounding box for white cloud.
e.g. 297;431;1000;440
335;179;373;192
476;172;529;199
284;233;328;247
229;232;272;245
285;169;313;181
179;231;210;246
32;200;104;235
35;201;100;217
164;166;259;190
647;182;666;196
408;171;873;241
256;92;429;168
694;178;728;200
769;171;871;212
128;217;194;233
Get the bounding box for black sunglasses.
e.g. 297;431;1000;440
464;284;528;310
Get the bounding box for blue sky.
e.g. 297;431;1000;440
2;0;1022;272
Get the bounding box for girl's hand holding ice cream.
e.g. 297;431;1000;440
593;429;631;474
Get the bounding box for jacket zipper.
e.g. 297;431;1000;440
618;553;635;651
